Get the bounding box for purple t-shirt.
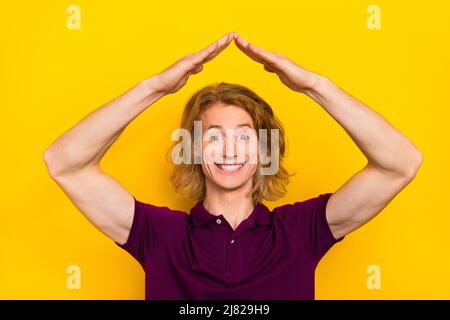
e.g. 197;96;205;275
115;192;344;299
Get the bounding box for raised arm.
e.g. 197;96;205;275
233;33;423;239
302;77;422;239
43;32;235;244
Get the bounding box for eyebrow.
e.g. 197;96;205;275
206;123;253;130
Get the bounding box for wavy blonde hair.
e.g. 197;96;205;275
167;82;293;205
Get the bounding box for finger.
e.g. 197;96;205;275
191;32;232;65
235;34;272;64
191;64;203;74
215;32;234;50
264;64;275;73
200;32;234;64
234;34;278;66
191;41;219;66
233;34;264;63
247;42;279;65
201;34;233;64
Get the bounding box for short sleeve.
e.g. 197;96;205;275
115;196;184;269
290;192;344;263
115;196;149;268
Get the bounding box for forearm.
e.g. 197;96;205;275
44;78;164;176
305;76;422;176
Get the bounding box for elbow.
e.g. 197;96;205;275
43;148;58;178
43;147;65;178
401;148;423;181
43;147;98;178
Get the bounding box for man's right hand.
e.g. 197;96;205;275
43;32;236;247
147;32;235;96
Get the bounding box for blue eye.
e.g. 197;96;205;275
237;133;249;141
210;134;222;142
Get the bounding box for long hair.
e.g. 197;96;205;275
167;82;293;205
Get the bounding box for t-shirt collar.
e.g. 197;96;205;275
189;201;272;227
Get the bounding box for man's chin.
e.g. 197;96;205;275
215;184;245;192
211;180;249;192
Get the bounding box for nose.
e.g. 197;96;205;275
222;134;248;164
223;135;237;160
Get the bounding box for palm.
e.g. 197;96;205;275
149;32;315;96
150;33;234;95
153;62;191;94
232;33;316;93
272;59;313;93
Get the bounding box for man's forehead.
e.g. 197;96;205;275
201;104;253;121
205;123;253;130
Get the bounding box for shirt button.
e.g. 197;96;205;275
216;219;222;224
230;239;235;244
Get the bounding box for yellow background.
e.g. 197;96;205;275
1;0;449;299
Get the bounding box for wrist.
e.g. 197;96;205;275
304;74;332;98
138;77;166;101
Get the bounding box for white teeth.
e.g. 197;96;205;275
216;163;245;172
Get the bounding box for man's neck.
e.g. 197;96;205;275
203;182;255;230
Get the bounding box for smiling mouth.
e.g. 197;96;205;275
215;162;246;172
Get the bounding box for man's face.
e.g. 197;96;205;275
200;103;259;192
